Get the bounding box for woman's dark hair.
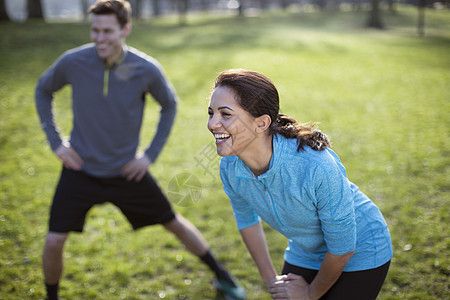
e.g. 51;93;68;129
214;69;331;151
88;0;131;28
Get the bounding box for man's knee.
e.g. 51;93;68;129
162;214;182;232
44;232;69;251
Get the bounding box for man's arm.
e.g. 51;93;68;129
35;53;83;169
144;61;178;163
35;74;64;152
35;53;72;152
145;97;177;161
121;60;177;181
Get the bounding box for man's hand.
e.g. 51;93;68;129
121;153;152;182
55;142;84;170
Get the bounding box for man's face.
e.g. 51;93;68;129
90;14;130;64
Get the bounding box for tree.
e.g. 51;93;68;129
417;0;426;36
316;0;327;11
260;0;269;11
129;0;142;19
177;0;189;25
0;0;10;21
280;0;292;10
352;0;362;11
81;0;89;21
388;0;397;14
153;0;162;16
27;0;44;19
199;0;209;11
133;0;144;20
238;0;247;16
367;0;383;29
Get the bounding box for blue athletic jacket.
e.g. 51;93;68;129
220;134;393;271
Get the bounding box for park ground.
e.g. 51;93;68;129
0;6;449;299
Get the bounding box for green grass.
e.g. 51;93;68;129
0;6;449;299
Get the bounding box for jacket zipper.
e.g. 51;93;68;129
262;178;284;227
103;67;110;97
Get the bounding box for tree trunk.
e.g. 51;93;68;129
367;0;383;29
388;0;397;14
135;0;143;20
129;0;144;19
280;0;290;10
317;0;327;11
81;0;89;21
326;0;339;12
0;0;10;21
129;0;137;17
177;0;188;25
152;0;161;16
418;0;426;36
27;0;44;19
238;0;246;16
260;0;269;11
352;0;362;11
199;0;209;11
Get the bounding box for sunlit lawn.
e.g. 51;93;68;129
0;6;449;299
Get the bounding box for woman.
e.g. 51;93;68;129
207;69;393;300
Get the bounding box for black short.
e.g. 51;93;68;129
49;167;176;233
282;260;391;300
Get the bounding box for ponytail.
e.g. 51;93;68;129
213;69;331;152
270;114;331;151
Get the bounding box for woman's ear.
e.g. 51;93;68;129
255;114;272;134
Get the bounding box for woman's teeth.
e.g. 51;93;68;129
214;133;230;142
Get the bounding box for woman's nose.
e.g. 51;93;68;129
208;115;221;131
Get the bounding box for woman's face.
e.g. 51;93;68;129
207;86;259;157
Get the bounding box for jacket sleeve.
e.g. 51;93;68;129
144;60;178;163
220;159;261;230
313;157;356;255
35;54;70;151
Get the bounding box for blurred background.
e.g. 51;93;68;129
2;0;449;32
0;0;449;299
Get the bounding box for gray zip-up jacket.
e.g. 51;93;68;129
35;44;178;177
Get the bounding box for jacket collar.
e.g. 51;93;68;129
105;45;128;67
92;44;129;67
235;134;285;180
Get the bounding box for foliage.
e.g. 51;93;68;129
0;7;449;299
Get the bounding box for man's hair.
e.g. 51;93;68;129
88;0;131;28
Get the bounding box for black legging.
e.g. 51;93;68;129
281;260;390;300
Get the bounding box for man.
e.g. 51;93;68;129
35;1;245;299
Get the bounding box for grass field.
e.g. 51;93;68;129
0;6;449;299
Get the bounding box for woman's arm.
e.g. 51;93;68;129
282;250;354;300
240;222;279;287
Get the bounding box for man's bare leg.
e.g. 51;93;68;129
162;214;208;256
162;214;245;299
42;232;68;300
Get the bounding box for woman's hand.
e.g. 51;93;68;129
267;275;287;299
284;273;314;300
268;274;314;300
